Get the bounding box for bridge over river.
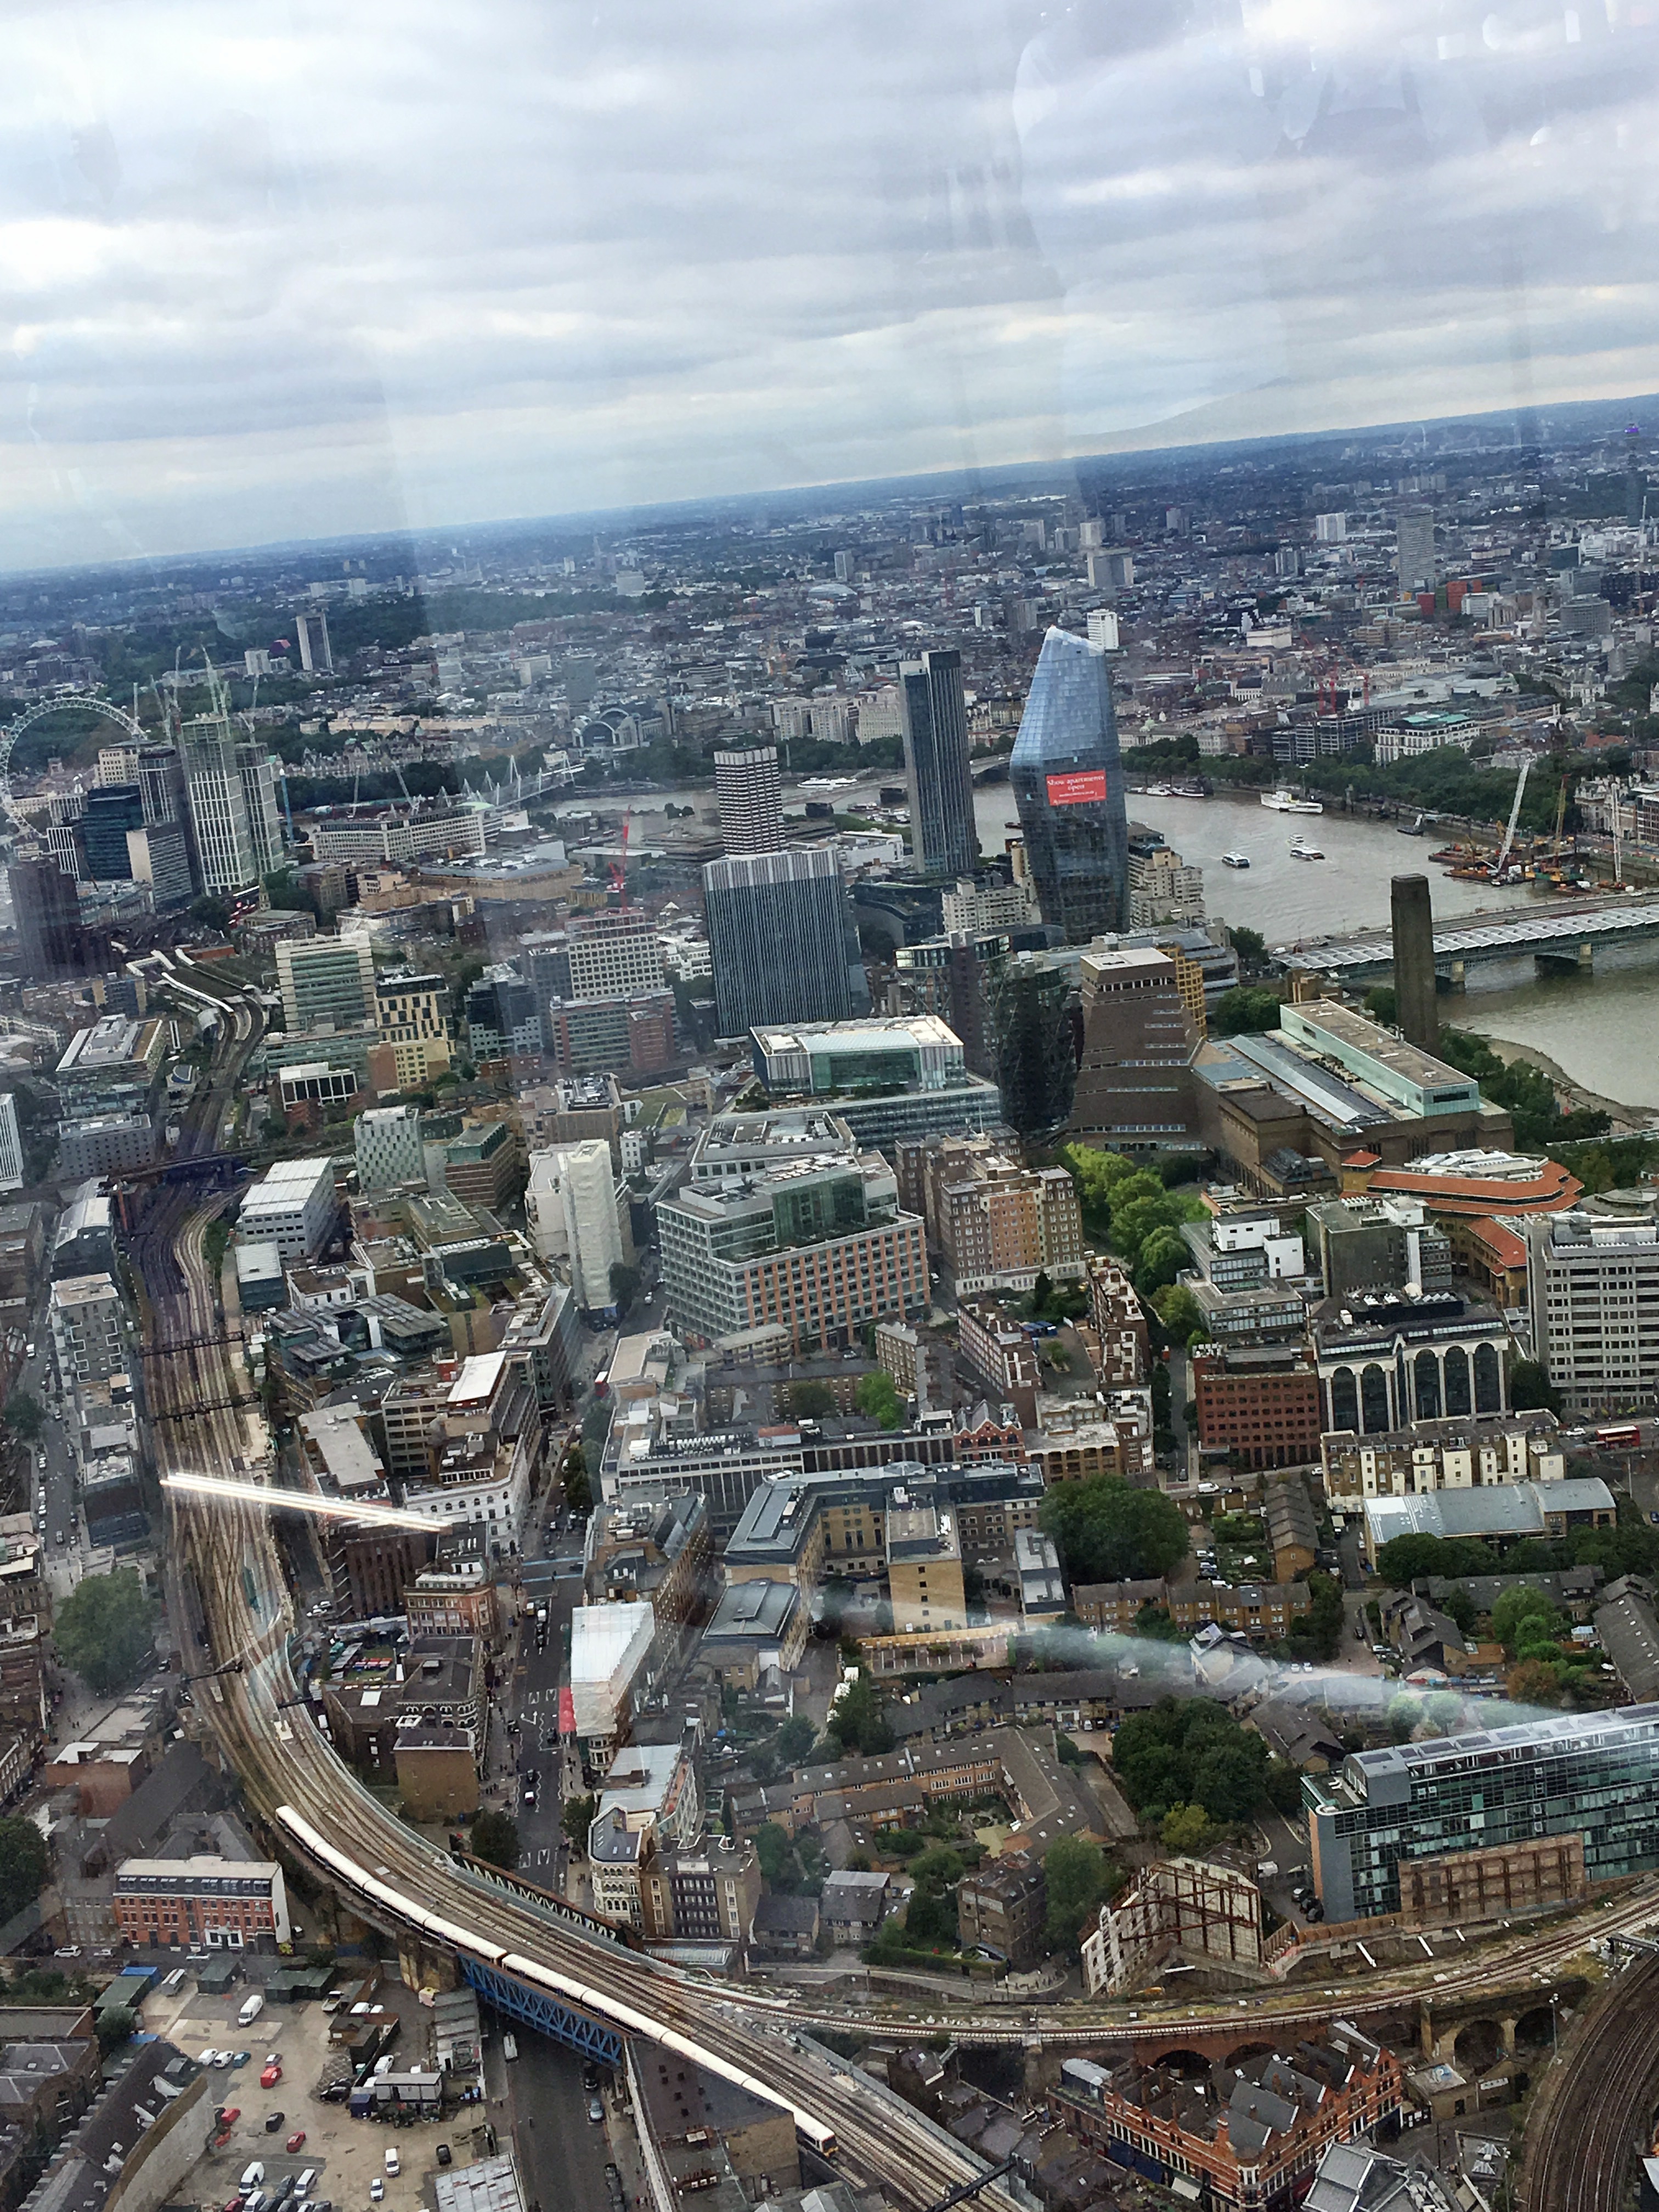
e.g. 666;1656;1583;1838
1280;887;1659;985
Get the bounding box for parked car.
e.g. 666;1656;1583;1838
383;2152;399;2177
232;2053;252;2069
240;2165;266;2191
260;2066;282;2089
286;2134;306;2154
297;2172;317;2194
588;2097;603;2125
434;2148;452;2170
218;2109;242;2129
369;2185;384;2204
264;2113;285;2133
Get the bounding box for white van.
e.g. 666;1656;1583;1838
240;2164;266;2192
238;1993;264;2028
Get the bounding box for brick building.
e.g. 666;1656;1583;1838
956;1853;1046;1968
1086;1254;1150;1385
1192;1342;1323;1471
112;1855;291;1949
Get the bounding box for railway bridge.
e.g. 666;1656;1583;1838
1280;887;1659;985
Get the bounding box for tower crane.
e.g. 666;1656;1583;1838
609;808;632;907
1492;754;1532;881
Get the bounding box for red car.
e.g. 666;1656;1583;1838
259;2066;281;2090
212;2135;235;2154
285;2134;306;2155
218;2110;241;2129
222;2198;244;2212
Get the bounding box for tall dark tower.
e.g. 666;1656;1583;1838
8;860;86;979
899;650;977;878
1391;874;1438;1051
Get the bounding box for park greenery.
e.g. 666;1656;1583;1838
822;1673;894;1757
560;1794;597;1855
1210;986;1284;1038
1110;1697;1301;1826
1436;1029;1610;1151
1040;1474;1190;1587
1056;1143;1209;1300
53;1569;156;1695
1375;1494;1659;1593
1;1395;42;1446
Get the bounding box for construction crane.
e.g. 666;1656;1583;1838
609;807;632;906
1492;754;1532;881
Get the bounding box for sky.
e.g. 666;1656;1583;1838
5;0;1659;569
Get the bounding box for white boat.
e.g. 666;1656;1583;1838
1222;851;1251;868
1261;788;1324;814
1288;836;1324;860
1143;782;1173;797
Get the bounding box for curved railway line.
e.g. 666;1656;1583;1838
1521;1955;1659;2212
133;975;1659;2203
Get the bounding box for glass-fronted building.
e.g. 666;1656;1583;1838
1009;627;1128;943
1305;1705;1659;1921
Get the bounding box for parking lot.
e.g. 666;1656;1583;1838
140;1975;455;2212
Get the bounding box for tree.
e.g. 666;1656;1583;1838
776;1716;817;1766
1211;986;1284;1037
1440;1583;1478;1638
1;1394;43;1444
1192;1737;1270;1825
1040;1475;1189;1585
1509;1358;1563;1415
96;2007;137;2053
825;1674;893;1756
1229;925;1268;972
608;1262;641;1317
1151;1283;1206;1348
0;1818;48;1922
854;1371;904;1431
782;1381;834;1420
1043;1835;1114;1953
53;1568;156;1694
1387;1693;1424;1743
1492;1585;1563;1655
189;894;232;933
1160;1802;1213;1854
1362;984;1398;1026
1505;1658;1562;1707
560;1793;597;1854
754;1822;792;1882
470;1809;520;1870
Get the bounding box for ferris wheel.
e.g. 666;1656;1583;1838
0;691;148;833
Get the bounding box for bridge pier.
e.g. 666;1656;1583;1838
1535;943;1594;976
1445;960;1466;993
397;1933;460;1996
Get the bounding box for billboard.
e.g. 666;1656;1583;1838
1046;769;1108;806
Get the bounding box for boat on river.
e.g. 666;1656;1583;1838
1288;836;1324;860
1261;788;1324;815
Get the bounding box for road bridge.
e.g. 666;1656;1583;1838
1279;888;1659;984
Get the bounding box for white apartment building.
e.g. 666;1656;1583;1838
355;1105;426;1193
566;913;664;997
50;1272;127;1386
238;1156;338;1261
0;1092;24;1193
398;1351;533;1549
526;1139;625;1312
1527;1212;1659;1413
180;713;283;893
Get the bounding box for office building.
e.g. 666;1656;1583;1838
374;970;453;1086
703;847;870;1036
294;608;333;674
893;928;1007;1082
180;710;283;892
1009;627;1128;941
1391;874;1438;1051
80;786;146;882
1126;835;1204;928
1396;504;1436;594
1314;1293;1509;1434
277;935;377;1034
985;950;1076;1137
748;1014;1001;1149
355;1105;426;1193
1526;1210;1659;1412
1068;946;1198;1152
238;1156;338;1261
0;1094;23;1194
567;911;665;998
885;1503;966;1630
714;744;783;855
1192;1343;1322;1471
526;1139;625;1313
9;860;85;978
125;822;195;910
658;1109;927;1351
54;1113;153;1179
55;1016;167;1115
1304;1705;1659;1924
548;990;678;1077
899;649;977;878
464;965;544;1064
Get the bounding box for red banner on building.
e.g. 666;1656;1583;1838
1046;769;1108;806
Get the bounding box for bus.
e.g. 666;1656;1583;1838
1597;1424;1643;1449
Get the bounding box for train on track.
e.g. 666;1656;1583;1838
272;1805;839;2159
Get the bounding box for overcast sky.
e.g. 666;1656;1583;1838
4;0;1659;570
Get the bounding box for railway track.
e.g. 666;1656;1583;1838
1522;1955;1659;2212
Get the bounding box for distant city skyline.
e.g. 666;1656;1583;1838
9;0;1659;571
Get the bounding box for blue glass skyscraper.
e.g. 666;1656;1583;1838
1010;626;1128;943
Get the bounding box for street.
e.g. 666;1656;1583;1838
494;2025;617;2212
497;1500;589;1887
